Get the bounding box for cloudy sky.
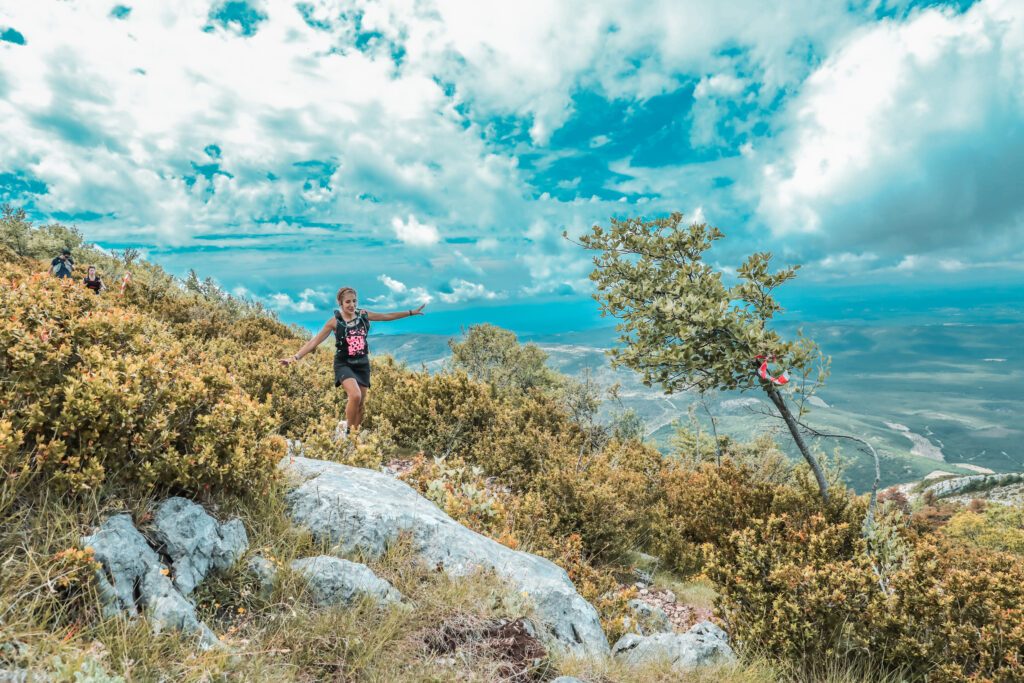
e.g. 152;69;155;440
1;0;1022;334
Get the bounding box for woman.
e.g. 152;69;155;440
280;286;425;435
83;265;104;295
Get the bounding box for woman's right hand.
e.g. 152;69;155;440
279;356;297;367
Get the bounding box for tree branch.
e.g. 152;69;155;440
793;417;881;534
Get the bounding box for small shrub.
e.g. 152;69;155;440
706;512;876;669
365;358;498;460
943;504;1024;556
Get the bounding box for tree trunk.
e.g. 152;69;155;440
764;384;830;504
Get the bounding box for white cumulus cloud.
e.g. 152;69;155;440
438;279;505;303
265;287;329;313
370;273;433;307
758;0;1024;261
391;214;440;247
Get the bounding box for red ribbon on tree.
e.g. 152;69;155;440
756;355;790;385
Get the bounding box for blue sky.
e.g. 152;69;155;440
1;0;1023;335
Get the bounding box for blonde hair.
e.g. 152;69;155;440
336;287;357;305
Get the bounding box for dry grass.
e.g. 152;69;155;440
0;477;549;682
0;472;911;682
652;572;718;611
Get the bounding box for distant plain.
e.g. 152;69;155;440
373;312;1023;492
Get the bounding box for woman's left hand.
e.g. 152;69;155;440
410;304;426;316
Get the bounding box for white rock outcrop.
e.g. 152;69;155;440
151;497;248;596
612;620;735;670
281;454;609;656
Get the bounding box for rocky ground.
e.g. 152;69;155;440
629;584;714;633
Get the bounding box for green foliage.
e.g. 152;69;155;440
366;356;500;461
1;264;284;496
862;540;1024;682
943;504;1024;555
707;497;1024;682
707;511;875;668
576;212;821;395
448;323;563;394
1;205;85;260
576;212;839;501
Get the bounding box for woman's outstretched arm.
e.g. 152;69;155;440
280;318;335;366
366;304;426;322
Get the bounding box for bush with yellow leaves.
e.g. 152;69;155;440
861;538;1024;682
365;356;499;460
942;503;1024;556
707;492;1024;682
1;266;284;495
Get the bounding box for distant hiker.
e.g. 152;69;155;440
51;248;74;279
83;266;104;295
119;271;132;295
280;286;426;436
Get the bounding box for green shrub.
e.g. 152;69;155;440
535;438;663;563
707;497;1024;681
706;512;876;668
364;357;498;460
448;323;562;394
943;504;1024;555
1;266;283;495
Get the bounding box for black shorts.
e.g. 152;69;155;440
334;359;370;388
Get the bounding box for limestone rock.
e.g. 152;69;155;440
923;473;1023;499
82;514;218;648
290;555;401;607
626;598;672;635
247;555;277;598
551;678;585;683
612;620;734;670
281;454;609;656
151;497;248;596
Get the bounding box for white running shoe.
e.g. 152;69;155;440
335;419;349;441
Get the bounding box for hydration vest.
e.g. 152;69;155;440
334;309;370;362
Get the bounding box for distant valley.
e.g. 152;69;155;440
373;320;1024;493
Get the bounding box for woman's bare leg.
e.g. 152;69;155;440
355;387;369;430
341;378;363;430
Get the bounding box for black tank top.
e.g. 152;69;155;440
334;309;370;365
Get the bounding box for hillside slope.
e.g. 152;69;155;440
3;216;1023;682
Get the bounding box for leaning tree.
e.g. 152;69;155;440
573;212;839;503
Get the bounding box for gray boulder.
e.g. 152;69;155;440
281;454;609;657
151;497;248;596
626;598;672;635
551;678;585;683
82;514;218;648
290;555;401;607
247;555;278;598
612;621;735;670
